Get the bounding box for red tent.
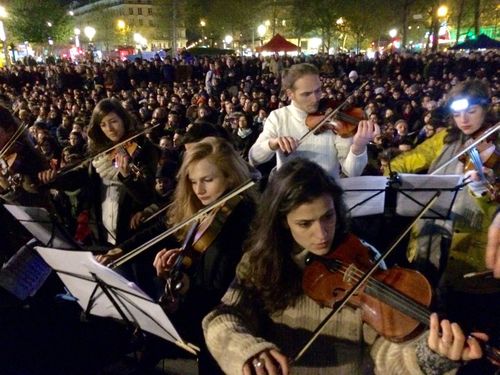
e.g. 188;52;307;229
257;34;299;52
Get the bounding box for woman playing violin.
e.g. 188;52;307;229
203;158;487;375
101;137;257;373
39;98;158;245
386;79;499;342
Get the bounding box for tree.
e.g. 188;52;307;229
339;0;394;51
6;0;71;44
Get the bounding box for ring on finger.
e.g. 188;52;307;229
252;357;265;368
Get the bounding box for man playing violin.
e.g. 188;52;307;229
248;63;379;179
203;158;488;375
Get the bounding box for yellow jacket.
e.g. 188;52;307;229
386;130;498;293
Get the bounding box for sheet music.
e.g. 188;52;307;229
0;240;52;300
35;246;195;354
396;174;462;218
339;176;387;217
4;204;74;249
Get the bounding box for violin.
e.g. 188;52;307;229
306;98;366;138
107;140;145;180
295;81;369;148
110;179;256;269
0;152;23;193
161;194;243;312
302;234;500;363
303;234;432;342
458;125;499;202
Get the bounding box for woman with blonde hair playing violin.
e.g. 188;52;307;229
103;136;257;373
154;137;256;357
203;158;489;375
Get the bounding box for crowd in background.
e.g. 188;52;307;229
0;50;497;246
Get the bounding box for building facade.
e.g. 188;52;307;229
71;0;186;52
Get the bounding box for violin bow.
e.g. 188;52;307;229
431;122;500;176
297;81;369;146
292;192;440;364
109;178;257;269
52;123;163;179
0;123;29;160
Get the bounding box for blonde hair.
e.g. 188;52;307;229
167;136;255;237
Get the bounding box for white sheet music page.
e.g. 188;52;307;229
339;176;387;217
396;174;462;218
34;246;194;354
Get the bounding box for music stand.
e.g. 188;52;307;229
393;173;462;219
35;246;198;356
0;204;83;300
339;173;462;220
3;204;77;249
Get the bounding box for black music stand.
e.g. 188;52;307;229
3;204;77;249
0;204;79;300
340;173;462;220
340;173;462;265
34;246;198;356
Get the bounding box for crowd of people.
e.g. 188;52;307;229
0;48;498;375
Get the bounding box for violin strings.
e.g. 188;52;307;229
343;262;431;323
333;261;431;325
320;260;430;325
468;148;487;182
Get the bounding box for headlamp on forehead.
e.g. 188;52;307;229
450;97;490;112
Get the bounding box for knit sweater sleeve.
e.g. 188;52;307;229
202;279;279;375
370;332;458;375
248;110;280;166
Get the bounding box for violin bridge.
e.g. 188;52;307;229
343;264;358;284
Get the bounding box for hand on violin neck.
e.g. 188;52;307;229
351;120;379;155
427;313;485;362
153;248;182;278
38;168;57;184
486;211;500;278
463;168;494;197
269;136;299;155
114;152;131;178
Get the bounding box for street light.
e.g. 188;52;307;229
84;26;96;61
257;24;266;47
224;34;233;49
117;19;126;30
133;33;147;50
437;5;448;18
257;24;266;38
0;5;9;67
74;28;80;48
389;28;398;38
84;26;96;42
200;19;206;43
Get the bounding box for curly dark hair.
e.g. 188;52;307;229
238;158;349;313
